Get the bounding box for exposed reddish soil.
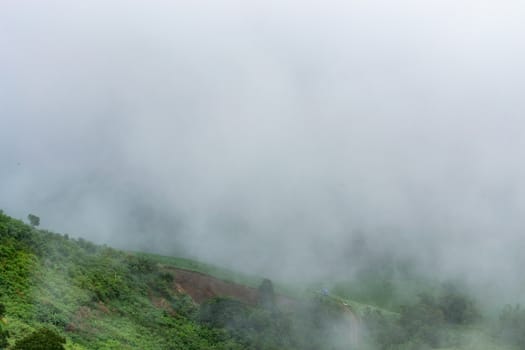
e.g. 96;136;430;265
163;267;296;308
168;268;259;305
159;267;361;345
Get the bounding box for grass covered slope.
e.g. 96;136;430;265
0;211;363;350
0;212;243;349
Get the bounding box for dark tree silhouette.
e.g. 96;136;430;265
12;328;65;350
27;214;40;227
258;279;276;310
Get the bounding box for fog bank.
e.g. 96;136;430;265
2;0;525;299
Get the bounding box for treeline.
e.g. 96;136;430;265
362;285;525;350
363;290;479;349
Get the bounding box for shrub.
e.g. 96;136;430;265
198;297;294;349
198;298;250;330
437;292;479;324
12;328;65;350
399;294;445;347
127;256;156;274
34;302;68;328
172;294;197;318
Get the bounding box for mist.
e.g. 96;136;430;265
2;0;525;302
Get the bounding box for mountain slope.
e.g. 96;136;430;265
0;211;363;349
0;211;516;350
0;212;247;349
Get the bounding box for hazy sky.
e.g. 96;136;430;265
2;0;525;294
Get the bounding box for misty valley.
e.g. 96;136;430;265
3;0;525;349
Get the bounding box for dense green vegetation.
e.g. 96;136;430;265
0;210;523;349
0;302;9;349
0;211;242;349
362;291;481;349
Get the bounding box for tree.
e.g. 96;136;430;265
12;328;65;350
438;292;478;324
399;294;445;347
27;214;40;227
258;279;276;310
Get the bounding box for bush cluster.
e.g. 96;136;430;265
11;328;65;350
364;291;479;349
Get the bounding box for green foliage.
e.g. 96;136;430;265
12;328;65;350
171;294;197;318
198;298;249;330
0;214;39;315
364;290;480;349
438;292;479;325
74;255;131;302
198;294;368;350
0;210;500;350
0;212;245;349
34;301;69;328
0;328;8;350
0;302;9;349
126;256;156;274
399;294;445;347
198;297;294;349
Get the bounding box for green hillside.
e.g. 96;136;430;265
0;211;363;349
0;211;522;350
0;211;241;349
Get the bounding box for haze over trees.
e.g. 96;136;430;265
1;210;524;349
2;1;525;298
1;0;525;349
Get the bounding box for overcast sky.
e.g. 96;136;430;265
2;0;525;296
